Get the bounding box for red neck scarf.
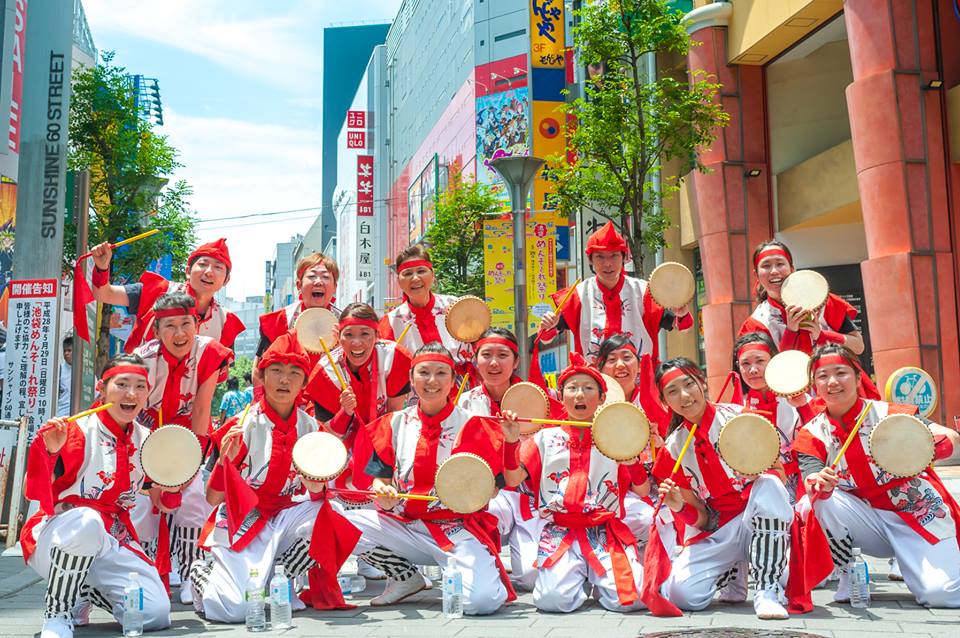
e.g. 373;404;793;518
597;275;626;338
406;401;455;516
407;293;442;344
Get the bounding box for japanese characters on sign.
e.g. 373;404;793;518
530;0;565;69
1;279;59;437
356;155;375;282
347;110;366;129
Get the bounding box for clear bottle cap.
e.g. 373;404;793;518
128;572;138;581
275;564;285;576
852;547;862;556
447;555;456;569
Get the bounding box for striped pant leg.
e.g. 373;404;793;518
358;546;419;582
173;525;206;583
749;517;789;593
45;547;95;620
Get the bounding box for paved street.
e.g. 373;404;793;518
1;467;958;638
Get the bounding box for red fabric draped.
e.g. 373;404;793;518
407;294;442;345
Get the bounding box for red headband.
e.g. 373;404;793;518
811;353;855;373
754;246;792;269
658;367;690;390
398;259;433;273
102;365;150;384
339;317;379;331
736;342;772;359
154;307;198;319
412;352;455;369
475;336;519;355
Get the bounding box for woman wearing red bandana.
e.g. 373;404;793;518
21;355;170;638
189;332;360;622
457;327;542;591
378;245;474;381
792;345;960;608
344;343;513;614
650;358;794;620
504;354;650;613
128;293;234;605
740;240;864;357
89;237;245;352
305;303;411;496
537;221;692;365
254;252;340;381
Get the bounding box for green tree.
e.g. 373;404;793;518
212;355;253;423
424;166;504;297
65;52;197;366
549;0;728;273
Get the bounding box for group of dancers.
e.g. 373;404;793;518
23;221;960;638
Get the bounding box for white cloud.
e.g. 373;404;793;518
162;108;323;299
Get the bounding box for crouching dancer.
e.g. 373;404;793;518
190;333;360;622
21;355;170;638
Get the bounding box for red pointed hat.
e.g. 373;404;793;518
585;221;628;255
557;352;607;393
189;238;232;272
258;331;311;373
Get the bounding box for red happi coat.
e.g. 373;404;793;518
378;293;474;375
20;409;152;565
134;336;233;433
551;275;692;365
304;340;410;491
739;294;855;355
124;272;245;352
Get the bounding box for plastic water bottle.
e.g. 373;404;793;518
421;564;442;582
337;574;366;595
121;572;143;637
269;565;293;630
848;547;871;608
245;568;266;632
442;555;463;619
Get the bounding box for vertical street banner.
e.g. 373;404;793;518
527;0;566;329
356;155;374;281
1;279;58;432
483;217;515;331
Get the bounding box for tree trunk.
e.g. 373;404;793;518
95;302;113;374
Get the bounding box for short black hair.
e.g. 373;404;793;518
62;335;74;350
153;291;196;314
227;377;239;391
596;334;635;369
100;353;148;379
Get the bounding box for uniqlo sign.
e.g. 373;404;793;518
357;155;374;216
347;130;366;148
347;110;366;129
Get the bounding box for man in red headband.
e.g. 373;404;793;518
538;221;691;365
89;237;245;352
128;292;234;605
503;353;650;613
21;354;170;638
189;332;360;622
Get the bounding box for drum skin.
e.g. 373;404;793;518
501;382;550;435
445;296;491;342
140;425;203;488
592;402;650;462
868;414;935;478
292;431;349;481
600;373;625;404
294;307;339;354
764;350;812;397
780;270;829;313
434;453;496;514
717;414;780;475
648;262;695;309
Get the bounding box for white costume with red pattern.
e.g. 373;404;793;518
378;293;473;375
793;400;960;607
520;425;648;612
20;412;170;630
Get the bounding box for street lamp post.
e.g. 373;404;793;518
489;155;545;378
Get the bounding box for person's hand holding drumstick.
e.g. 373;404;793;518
340;387;358;416
500;409;521;443
371;478;401;511
219;426;245;465
39;417;70;454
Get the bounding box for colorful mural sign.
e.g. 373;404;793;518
483;217;515;331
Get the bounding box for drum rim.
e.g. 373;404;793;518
139;424;203;488
444;296;492;342
293;307;339;354
292;431;349;482
600;373;626;404
717;413;780;475
592;401;650;462
648;261;695;308
868;413;935;478
780;269;829;311
434;452;496;514
502;382;549;433
764;350;812;397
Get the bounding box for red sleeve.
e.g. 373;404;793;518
210;414;240;449
362;412;396;467
386;345;412;397
676;312;693;330
26;424;85;514
304;361;342;415
651;448;691;489
219;312;246;349
258;309;287;344
455;416;505;476
550;285;581;337
519;438;542;498
378;316;395;340
197;340;235;384
136;272;172;320
642;285;667;341
796;402;818;425
792;427;827;462
823;293;857;330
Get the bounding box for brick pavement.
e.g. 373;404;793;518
1;468;957;638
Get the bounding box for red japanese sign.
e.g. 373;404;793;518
357;155;374;216
347;130;366;149
347;110;366;129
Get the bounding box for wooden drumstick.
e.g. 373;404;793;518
330;488;438;502
319;337;347;389
533;279;582;345
396;322;413;345
654;422;698;517
66;402;114;423
830;401;871;469
508;416;592;428
454;373;470;404
112;228;160;249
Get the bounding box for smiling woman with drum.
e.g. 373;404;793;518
21;354;171;638
793;345;960;608
651;358;795;620
502;353;650;613
344;343;514;614
597;334;671;437
378;244;474;378
192;332;359;622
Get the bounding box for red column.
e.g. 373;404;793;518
844;0;960;423
686;25;774;393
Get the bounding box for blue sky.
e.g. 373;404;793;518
82;0;402;299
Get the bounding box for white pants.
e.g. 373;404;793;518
190;499;322;623
28;507;170;630
532;522;646;613
130;473;211;541
809;489;960;608
487;491;545;591
663;474;793;611
345;509;507;615
623;493;654;544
